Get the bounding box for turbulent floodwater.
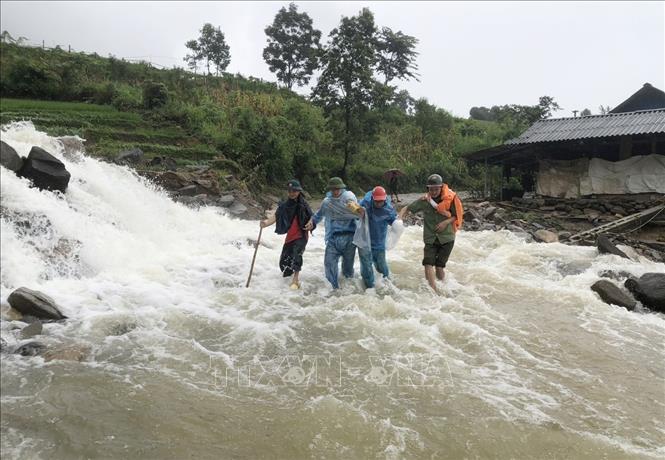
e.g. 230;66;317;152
1;123;664;459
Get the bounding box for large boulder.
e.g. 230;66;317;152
14;341;47;357
7;287;67;320
148;156;177;170
176;185;198;196
0;140;23;172
150;170;189;190
615;244;640;261
17;146;71;193
597;235;629;259
482;206;498;219
591;280;636;311
57;136;85;163
625;273;665;313
115;148;144;164
218;194;235;206
534;229;559;243
43;344;90;362
463;208;483;223
227;201;248;216
20;321;43;339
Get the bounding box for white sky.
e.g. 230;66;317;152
2;1;664;117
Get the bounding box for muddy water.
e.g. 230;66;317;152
1;123;664;459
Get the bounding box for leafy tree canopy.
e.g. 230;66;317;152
184;24;231;76
263;3;321;90
470;95;561;126
376;27;419;85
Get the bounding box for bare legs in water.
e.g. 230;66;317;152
424;265;445;294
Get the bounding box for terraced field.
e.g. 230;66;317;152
0;98;219;165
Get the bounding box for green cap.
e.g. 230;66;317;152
426;174;443;186
328;177;346;189
287;179;303;191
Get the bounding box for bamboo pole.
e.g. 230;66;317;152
245;225;263;288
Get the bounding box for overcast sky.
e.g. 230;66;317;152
2;1;663;117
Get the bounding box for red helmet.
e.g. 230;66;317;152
372;186;387;200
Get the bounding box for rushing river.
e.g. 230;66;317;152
1;123;664;459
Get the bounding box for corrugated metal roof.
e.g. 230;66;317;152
505;109;665;145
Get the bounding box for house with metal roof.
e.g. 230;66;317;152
466;83;665;198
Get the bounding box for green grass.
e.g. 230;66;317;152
1;97;220;166
88;140;218;159
0;98;121;113
1;98;279;198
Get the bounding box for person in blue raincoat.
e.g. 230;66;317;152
356;186;398;288
304;177;360;289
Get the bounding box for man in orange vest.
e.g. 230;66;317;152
398;174;463;293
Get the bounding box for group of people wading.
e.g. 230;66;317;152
260;174;463;294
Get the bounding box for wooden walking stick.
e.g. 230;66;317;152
246;225;263;288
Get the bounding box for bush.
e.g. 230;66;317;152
150;100;192;127
347;163;387;193
94;82;117;105
112;84;142;111
212;157;242;173
143;81;169;109
5;58;61;99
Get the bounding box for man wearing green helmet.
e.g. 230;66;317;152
398;173;462;293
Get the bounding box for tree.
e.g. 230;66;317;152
392;89;415;115
184;24;230;75
376;27;419;85
536;95;561;120
469;106;495;121
183;40;201;72
263;3;321;90
414;98;453;145
580;108;592;117
312;8;378;178
598;105;612;115
1;30;28;45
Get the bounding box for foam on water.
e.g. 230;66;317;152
1;122;664;459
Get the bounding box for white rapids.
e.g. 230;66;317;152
1;122;664;459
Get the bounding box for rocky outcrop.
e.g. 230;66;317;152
139;168;265;219
17;146;71;193
625;273;665;313
512;195;664;218
57;136;85;163
534;229;559;243
43;344;90;362
599;270;634;281
20;321;43;339
146;170;221;196
148;156;177;170
591;280;637;311
455;197;663;263
14;341;47;357
597;235;629;259
7;287;67;320
115;148;144;164
0;140;23;172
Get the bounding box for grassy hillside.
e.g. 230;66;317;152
0;98;217;164
0;42;508;196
